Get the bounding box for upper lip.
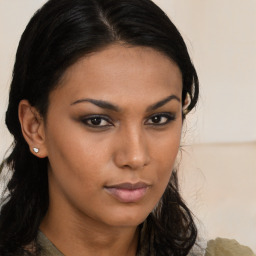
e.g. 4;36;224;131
105;182;150;190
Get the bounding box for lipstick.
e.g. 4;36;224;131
104;182;149;203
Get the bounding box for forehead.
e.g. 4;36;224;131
51;44;182;107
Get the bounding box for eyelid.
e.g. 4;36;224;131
145;112;176;125
81;114;114;127
79;112;176;129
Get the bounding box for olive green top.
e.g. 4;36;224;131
205;238;255;256
38;231;255;256
38;231;64;256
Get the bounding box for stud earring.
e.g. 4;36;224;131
33;147;39;153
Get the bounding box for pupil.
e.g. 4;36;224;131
152;116;160;123
91;118;101;125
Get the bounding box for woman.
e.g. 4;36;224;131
2;0;252;256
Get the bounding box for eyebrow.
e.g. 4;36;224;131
70;94;180;112
146;94;180;112
71;98;120;112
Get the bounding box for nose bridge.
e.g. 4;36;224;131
114;123;150;169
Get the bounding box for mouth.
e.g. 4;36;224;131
104;182;150;203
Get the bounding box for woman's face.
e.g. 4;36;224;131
43;44;183;228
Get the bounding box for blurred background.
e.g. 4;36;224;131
0;0;255;252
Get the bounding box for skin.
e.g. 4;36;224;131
19;44;183;256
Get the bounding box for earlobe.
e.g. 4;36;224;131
18;100;48;158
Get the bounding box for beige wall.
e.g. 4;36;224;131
0;0;255;252
179;142;256;252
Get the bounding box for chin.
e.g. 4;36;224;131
101;207;151;228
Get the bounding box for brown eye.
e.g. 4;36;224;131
146;113;175;126
82;115;112;127
90;117;104;125
151;116;163;124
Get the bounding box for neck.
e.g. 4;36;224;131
40;201;140;256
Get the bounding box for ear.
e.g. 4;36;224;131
18;100;48;158
182;93;191;114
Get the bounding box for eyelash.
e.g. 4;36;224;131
81;115;113;128
145;112;176;126
81;113;176;128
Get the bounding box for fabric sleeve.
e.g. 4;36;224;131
205;237;255;256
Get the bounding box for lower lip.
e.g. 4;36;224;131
104;187;148;203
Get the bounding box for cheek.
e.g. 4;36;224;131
44;119;107;195
47;137;104;184
151;126;181;168
46;115;108;166
149;126;182;198
46;131;107;217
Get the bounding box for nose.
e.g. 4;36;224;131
113;126;151;170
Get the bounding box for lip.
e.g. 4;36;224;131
104;182;150;203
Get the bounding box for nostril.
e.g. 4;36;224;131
116;152;150;170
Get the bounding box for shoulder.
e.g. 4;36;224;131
37;231;64;256
205;237;255;256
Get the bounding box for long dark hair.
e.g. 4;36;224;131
0;0;199;255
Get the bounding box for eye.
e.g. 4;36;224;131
145;113;175;126
82;115;112;127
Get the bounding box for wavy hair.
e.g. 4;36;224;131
0;0;199;255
